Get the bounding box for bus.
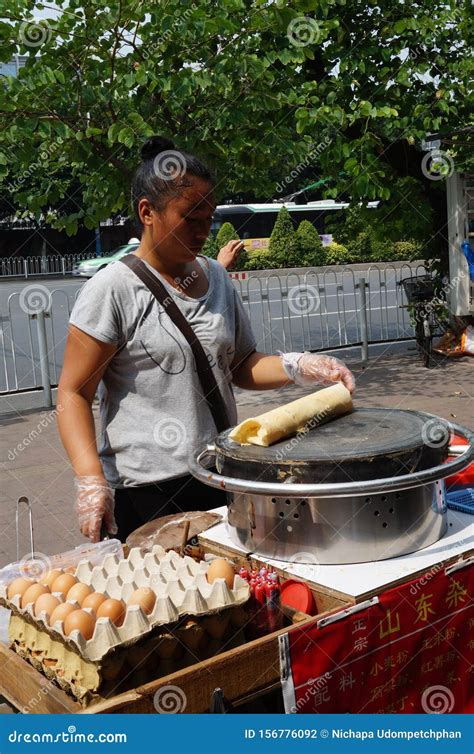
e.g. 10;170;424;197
212;200;379;247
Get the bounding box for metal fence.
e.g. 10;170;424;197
0;263;425;405
233;263;425;353
0;253;96;278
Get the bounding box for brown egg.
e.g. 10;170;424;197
51;573;77;595
82;592;107;613
41;570;63;589
66;582;93;606
96;598;126;626
21;583;50;609
64;609;96;640
127;587;156;615
34;593;61;619
206;559;236;590
7;577;34;601
50;602;77;627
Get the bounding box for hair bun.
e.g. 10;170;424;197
141;135;176;162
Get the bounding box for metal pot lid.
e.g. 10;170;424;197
216;408;449;465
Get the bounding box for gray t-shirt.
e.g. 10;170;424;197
69;256;256;488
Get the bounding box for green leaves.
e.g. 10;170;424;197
0;0;470;234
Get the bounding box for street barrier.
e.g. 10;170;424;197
0;253;96;278
0;263;425;407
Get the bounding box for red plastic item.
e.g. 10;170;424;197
254;583;266;605
280;579;317;615
446;433;474;488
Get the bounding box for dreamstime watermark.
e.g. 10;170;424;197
139;3;198;58
275;135;332;194
287;17;321;47
19;551;53;581
421;684;455;713
421;150;454;181
7;406;63;462
410;270;466;325
20;678;58;714
421;418;450;449
7;138;64;195
288;283;321;316
8;727;127;744
159;270;198;308
153;150;187;181
289;551;321;579
409;562;443;596
153;684;187;713
19;20;52;48
291;672;332;712
153;417;186;449
275;406;332;462
19;283;51;315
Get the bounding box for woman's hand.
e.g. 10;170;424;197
74;475;118;543
280;352;355;393
217;239;244;270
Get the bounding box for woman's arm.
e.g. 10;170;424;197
232;351;356;393
57;325;117;478
231;351;292;390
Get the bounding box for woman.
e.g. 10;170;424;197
57;136;355;543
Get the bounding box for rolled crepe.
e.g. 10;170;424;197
229;382;353;447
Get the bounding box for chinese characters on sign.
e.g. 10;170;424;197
283;562;473;713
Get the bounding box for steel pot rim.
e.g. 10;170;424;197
189;420;474;499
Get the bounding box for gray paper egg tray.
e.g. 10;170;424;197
0;546;249;662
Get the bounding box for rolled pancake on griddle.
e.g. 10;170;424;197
229;382;353;447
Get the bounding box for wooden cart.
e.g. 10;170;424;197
0;551;347;714
1;508;471;714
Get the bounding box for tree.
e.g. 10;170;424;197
268;206;301;268
215;221;239;248
296;220;325;266
201;235;218;259
0;0;471;239
326;178;435;246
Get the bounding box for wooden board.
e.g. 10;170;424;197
83;612;324;714
0;608;338;714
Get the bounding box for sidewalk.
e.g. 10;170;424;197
1;343;473;569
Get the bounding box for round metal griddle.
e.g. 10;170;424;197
214;408;450;484
190;412;474;564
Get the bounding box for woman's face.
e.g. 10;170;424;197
140;177;216;264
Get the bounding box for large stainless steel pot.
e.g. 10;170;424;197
189;410;474;565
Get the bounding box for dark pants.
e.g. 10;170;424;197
114;474;227;542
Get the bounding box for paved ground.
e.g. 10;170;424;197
0;342;473;569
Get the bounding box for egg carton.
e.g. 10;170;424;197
0;547;249;662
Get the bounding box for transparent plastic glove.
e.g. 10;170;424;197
280;351;355;393
74;476;118;543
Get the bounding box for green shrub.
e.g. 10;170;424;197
215;221;239;247
296;220;325;266
201;234;218;258
393;240;423;261
268;206;301;268
371;239;423;262
351;231;373;262
324;242;352;265
243;251;271;270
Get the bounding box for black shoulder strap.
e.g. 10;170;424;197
120;253;230;433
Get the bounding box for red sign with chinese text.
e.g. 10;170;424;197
284;561;473;713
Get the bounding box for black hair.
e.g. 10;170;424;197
131;135;214;224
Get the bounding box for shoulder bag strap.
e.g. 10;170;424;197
120;253;230;433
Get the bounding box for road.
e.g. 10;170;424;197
0;265;418;394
